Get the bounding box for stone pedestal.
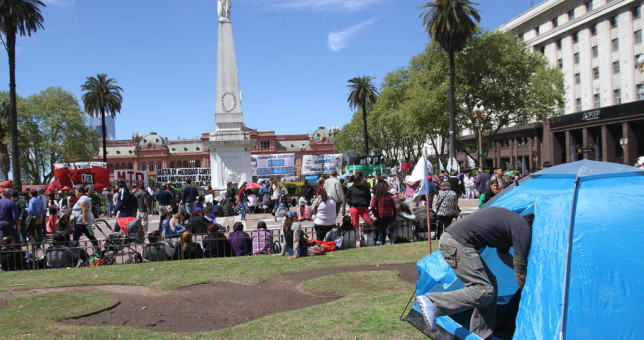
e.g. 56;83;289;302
206;131;255;189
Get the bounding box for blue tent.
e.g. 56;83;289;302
407;160;644;339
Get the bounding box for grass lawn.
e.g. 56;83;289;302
0;241;438;339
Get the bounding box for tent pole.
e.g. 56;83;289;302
560;176;581;340
427;192;432;254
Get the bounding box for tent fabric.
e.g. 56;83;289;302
409;160;644;339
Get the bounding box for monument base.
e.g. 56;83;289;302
205;130;255;190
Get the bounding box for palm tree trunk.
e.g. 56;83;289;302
448;49;456;174
362;103;369;156
101;109;107;163
7;29;21;191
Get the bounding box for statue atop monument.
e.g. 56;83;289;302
217;0;231;22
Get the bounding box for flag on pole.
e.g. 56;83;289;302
426;160;434;176
439;158;445;172
467;155;476;169
409;156;430;199
446;157;460;174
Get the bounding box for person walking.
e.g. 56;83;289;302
70;186;99;250
435;181;460;239
26;189;44;245
181;179;198;218
102;187;113;217
238;182;249;221
370;182;397;245
474;167;490;198
416;207;533;339
324;170;344;216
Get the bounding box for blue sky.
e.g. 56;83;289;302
1;0;540;140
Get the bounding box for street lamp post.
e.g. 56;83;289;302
473;104;484;168
619;137;629;164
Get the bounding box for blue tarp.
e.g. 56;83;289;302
412;160;644;339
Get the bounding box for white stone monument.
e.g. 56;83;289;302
206;0;255;189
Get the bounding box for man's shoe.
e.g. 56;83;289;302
416;295;437;331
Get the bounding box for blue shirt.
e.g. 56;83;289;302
181;184;198;203
0;197;18;223
155;190;173;206
27;197;44;217
161;219;185;239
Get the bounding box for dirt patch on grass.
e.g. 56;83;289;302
0;263;416;333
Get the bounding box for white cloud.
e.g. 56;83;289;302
269;0;381;12
327;18;377;52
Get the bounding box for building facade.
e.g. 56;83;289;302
95;127;337;182
88;115;116;141
458;0;643;170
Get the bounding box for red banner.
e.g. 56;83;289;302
53;162;109;191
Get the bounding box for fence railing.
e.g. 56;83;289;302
1;214;453;272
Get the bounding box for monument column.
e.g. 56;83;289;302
205;0;255;189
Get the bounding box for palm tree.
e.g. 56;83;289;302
347;76;378;156
81;74;123;163
420;0;479;172
0;0;45;191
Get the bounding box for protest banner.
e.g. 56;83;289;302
53;162;110;191
156;168;211;187
114;170;149;189
252;153;295;176
301;154;343;176
347;155;385;176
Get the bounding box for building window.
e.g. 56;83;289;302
591;24;597;36
141;162;146;171
635;30;643;43
556;39;562;49
539;46;545;54
614;89;621;104
149;162;154;171
612;38;619;51
127;163;133;170
572;31;579;43
260;140;270;149
574;52;580;64
114;163;120;170
639;84;644;100
610;15;618;28
593;67;600;79
183;161;189;168
535;26;540;36
586;1;593;12
552;18;558;28
575;73;581;84
157;162;162;170
576;98;582;112
594;94;601;108
592;45;599;58
634;6;641;19
568;9;575;20
558;58;563;68
195;160;201;168
637;54;643;68
613;61;620;73
518;33;524;41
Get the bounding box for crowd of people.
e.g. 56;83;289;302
0;165;520;271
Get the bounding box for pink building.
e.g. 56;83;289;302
96;127;337;182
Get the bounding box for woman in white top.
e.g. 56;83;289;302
312;189;337;241
464;171;476;199
71;185;99;249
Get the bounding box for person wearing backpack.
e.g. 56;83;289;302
114;179;136;223
301;179;315;205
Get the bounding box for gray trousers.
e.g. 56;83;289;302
427;232;497;339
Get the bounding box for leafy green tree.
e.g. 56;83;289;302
0;88;98;184
347;76;378;156
454;32;564;164
419;0;480;170
81;73;123;163
0;0;45;190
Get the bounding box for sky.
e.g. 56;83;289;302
1;0;542;141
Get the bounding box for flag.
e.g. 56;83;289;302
409;156;430;199
446;157;460;174
467;155;476;169
439;158;445;172
426;160;434;176
505;161;513;171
